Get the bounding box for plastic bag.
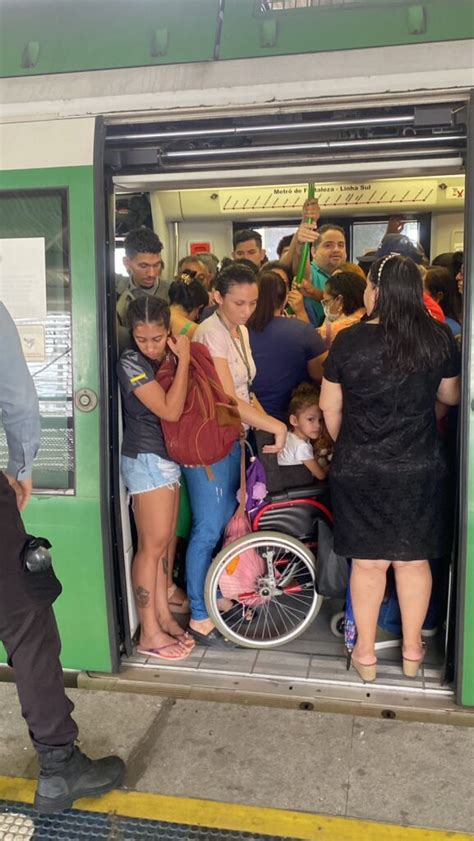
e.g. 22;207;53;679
218;510;266;605
218;442;266;606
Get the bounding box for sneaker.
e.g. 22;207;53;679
374;625;402;650
35;745;125;814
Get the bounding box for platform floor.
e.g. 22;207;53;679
1;789;472;841
0;683;472;839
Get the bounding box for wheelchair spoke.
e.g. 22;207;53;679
270;597;292;635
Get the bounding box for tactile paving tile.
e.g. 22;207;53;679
0;801;298;841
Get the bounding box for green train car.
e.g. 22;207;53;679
0;0;473;708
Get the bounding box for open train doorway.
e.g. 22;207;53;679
104;99;469;704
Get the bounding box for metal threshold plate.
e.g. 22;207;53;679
125;648;450;695
80;649;469;726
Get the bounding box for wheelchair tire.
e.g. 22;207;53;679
205;530;323;649
330;611;345;638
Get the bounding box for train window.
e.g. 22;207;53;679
351;219;420;262
0;189;74;492
253;225;297;259
114;241;126;276
262;0;375;9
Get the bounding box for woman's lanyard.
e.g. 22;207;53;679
215;311;253;388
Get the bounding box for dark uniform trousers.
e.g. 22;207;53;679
0;473;78;753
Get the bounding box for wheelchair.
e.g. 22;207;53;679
204;431;334;649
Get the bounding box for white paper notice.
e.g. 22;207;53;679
17;324;46;362
0;238;47;321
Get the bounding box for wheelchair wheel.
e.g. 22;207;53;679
330;611;345;638
205;530;323;649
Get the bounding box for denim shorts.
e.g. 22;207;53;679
121;453;180;495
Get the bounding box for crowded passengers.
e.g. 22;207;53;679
116;202;462;680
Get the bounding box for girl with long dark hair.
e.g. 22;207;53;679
117;296;194;661
186;264;288;646
248;271;327;422
320;255;460;682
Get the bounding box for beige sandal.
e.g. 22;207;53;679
351;656;377;683
168;584;190;614
402;643;426;678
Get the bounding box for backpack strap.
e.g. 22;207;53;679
205;465;216;481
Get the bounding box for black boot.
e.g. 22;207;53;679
34;745;125;814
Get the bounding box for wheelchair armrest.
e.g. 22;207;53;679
269;482;328;502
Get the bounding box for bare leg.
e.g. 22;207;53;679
166;534;178;591
166;533;189;612
393;560;431;661
154;488;192;641
132;486;185;658
351;559;391;665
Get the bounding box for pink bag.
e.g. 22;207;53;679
218;442;267;606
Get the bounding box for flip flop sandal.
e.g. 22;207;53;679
188;628;238;649
136;643;191;661
174;631;195;650
168;584;190;614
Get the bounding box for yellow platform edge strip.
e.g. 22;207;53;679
0;776;471;841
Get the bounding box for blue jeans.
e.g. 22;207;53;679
183;441;241;621
378;559;441;634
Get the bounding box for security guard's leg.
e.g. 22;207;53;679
0;473;78;749
0;473;125;813
3;607;79;751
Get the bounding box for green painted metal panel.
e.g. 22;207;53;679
0;166;112;672
459;98;474;706
0;0;219;77
220;0;474;60
461;412;474;705
1;0;472;78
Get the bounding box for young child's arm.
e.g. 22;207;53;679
302;458;328;480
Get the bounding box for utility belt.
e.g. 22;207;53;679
20;535;62;606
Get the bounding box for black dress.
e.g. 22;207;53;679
323;322;460;560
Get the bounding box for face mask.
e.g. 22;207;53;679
322;301;339;322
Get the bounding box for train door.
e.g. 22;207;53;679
456;91;474;707
0;117;120;672
105;98;474;706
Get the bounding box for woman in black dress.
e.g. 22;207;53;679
320;254;460;682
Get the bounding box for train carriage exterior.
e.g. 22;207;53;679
0;0;473;709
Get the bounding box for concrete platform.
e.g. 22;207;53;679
0;683;472;836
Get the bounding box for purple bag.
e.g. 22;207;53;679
236;442;268;517
245;455;268;515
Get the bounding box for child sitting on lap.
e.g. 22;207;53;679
277;384;329;480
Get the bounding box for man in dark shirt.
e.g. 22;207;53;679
0;302;124;813
116;227;170;324
232;229;266;268
116;228;170;352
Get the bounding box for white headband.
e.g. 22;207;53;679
376;252;398;284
